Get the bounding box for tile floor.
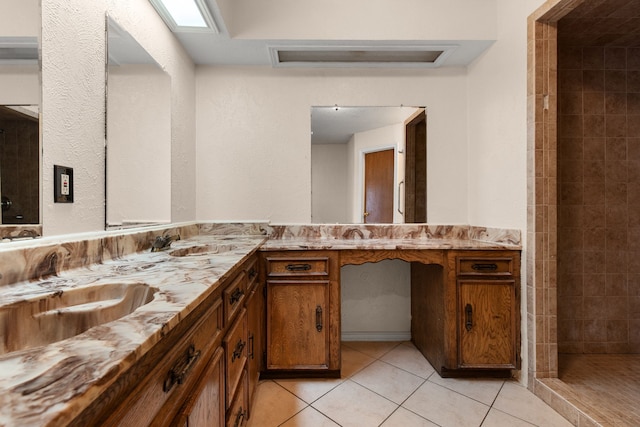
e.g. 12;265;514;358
538;354;640;426
247;341;573;427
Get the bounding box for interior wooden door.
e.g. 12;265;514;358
405;110;427;223
363;149;394;223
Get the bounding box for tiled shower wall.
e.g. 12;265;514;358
557;45;640;353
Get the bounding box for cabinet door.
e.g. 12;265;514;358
266;280;330;370
173;347;225;427
458;279;517;369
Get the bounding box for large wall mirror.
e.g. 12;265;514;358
106;16;171;229
311;106;426;224
0;0;41;234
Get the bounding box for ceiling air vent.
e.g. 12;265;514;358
269;44;456;68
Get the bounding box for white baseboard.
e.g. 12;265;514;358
341;331;411;342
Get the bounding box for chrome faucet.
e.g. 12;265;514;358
151;233;180;252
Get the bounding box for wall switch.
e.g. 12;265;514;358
54;165;74;203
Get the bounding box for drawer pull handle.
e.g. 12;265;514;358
163;344;201;393
233;407;246;427
465;304;473;332
471;263;498;272
286;263;312;272
248;333;255;359
248;267;258;279
316;305;323;332
230;287;244;304
232;338;246;362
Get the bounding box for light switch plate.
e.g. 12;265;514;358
54;165;74;203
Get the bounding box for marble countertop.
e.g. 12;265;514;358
261;237;521;251
0;234;265;427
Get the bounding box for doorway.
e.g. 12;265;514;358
529;0;640;424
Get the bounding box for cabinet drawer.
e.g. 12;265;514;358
266;256;330;277
457;257;514;276
224;271;247;325
226;370;248;427
224;308;247;409
117;298;223;427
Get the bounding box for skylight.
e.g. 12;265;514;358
149;0;218;33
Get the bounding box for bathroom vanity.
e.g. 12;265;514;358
0;223;520;426
260;224;521;378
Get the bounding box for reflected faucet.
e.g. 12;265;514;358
151;233;180;252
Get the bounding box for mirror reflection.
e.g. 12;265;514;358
0;106;39;224
310;106;426;224
106;17;171;229
0;0;41;230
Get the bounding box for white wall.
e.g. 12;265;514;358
311;144;348;223
195;67;469;224
106;65;171;226
40;0;196;236
466;0;547;383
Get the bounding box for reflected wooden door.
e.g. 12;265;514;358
364;149;394;223
405;110;427;223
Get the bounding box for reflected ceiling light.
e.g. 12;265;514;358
149;0;218;33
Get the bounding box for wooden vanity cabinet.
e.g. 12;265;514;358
262;251;340;376
451;251;520;374
172;347;226;427
70;253;263;427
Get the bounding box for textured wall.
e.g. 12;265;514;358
40;0;196;236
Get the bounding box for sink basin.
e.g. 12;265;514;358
0;282;157;355
168;243;239;257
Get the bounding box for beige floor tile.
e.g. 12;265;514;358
379;341;435;379
403;380;490;427
427;375;504;406
246;381;307;427
492;382;573;427
275;377;344;404
312;380;398;427
380;407;439;426
341;344;376;377
351;360;425;404
482;408;537;426
342;341;401;359
280;406;341;427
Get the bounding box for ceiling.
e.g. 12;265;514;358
311;106;421;145
559;0;640;46
159;0;494;68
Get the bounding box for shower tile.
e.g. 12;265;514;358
582;47;603;70
583;92;605;115
605;92;627;115
605;70;627;92
628;48;640;70
628;93;640;114
628;114;640;137
628;70;640;92
605;47;626;70
605;115;627;137
605;297;629;319
583;70;605;92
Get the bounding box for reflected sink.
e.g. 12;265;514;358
168;243;239;257
0;282;157;355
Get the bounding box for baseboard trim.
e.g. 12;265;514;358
341;331;411;342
